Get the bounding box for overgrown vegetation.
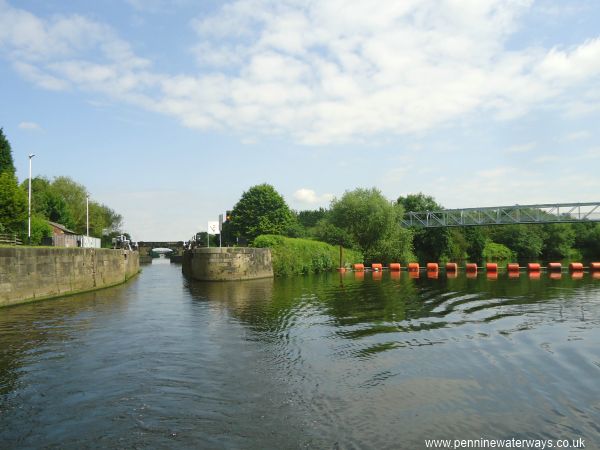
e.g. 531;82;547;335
0;128;125;245
253;235;363;276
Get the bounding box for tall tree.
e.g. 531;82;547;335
0;128;15;176
398;193;452;262
230;184;295;241
327;187;414;263
0;171;27;233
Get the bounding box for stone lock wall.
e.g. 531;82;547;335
182;247;273;281
0;247;140;307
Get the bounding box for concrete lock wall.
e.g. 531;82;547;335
182;247;273;281
0;247;140;308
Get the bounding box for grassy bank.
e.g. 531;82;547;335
253;235;363;276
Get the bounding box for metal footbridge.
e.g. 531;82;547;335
401;202;600;228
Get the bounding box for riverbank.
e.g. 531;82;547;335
0;247;139;307
253;235;363;276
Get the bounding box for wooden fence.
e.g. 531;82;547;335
0;233;22;245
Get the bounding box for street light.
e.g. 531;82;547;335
28;154;35;244
86;194;89;237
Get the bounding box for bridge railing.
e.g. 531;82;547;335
400;202;600;228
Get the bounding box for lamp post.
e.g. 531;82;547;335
86;194;89;237
28;154;35;244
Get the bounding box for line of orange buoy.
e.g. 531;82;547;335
345;261;600;276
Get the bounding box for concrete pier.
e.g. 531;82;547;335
182;247;273;281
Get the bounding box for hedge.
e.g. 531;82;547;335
253;235;363;276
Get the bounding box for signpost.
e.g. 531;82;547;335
207;221;219;248
218;214;223;248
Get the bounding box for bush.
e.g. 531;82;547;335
253;235;363;276
482;241;515;263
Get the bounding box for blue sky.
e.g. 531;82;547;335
1;0;599;241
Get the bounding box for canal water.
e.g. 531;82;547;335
1;259;599;449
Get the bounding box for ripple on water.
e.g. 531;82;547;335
1;266;600;448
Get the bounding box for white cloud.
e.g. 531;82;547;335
563;130;591;141
2;1;600;145
293;188;334;205
505;142;536;153
18;121;41;130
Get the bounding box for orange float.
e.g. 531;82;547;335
427;263;439;272
590;262;600;271
465;263;478;273
486;263;498;273
528;263;541;272
353;263;365;272
569;262;584;272
547;262;562;272
446;262;457;272
371;263;383;271
408;263;420;273
389;263;401;271
507;263;520;272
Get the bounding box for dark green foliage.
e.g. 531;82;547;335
482;241;515;263
253;234;363;276
230;184;295;241
0;171;27;233
572;222;600;260
397;192;440;212
462;227;489;263
489;224;544;261
0;128;15;176
540;224;577;260
313;219;356;248
297;208;328;228
398;193;454;262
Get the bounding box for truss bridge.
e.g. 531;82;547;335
400;202;600;228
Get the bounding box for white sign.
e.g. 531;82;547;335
207;221;220;235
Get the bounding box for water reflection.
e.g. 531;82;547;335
2;266;600;449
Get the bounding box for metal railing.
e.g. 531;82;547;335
401;202;600;228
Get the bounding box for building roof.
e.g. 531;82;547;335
48;221;77;235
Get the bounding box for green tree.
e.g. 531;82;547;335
0;128;15;176
489;224;544;261
230;184;295;241
50;176;88;232
540;224;577;260
297;208;329;228
397;193;452;262
328;188;414;263
0;171;27;233
20;177;74;228
572;222;600;260
462;226;489;264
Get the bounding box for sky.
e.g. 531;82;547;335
1;0;599;241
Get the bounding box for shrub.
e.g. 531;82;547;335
482;241;515;263
253;235;363;276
